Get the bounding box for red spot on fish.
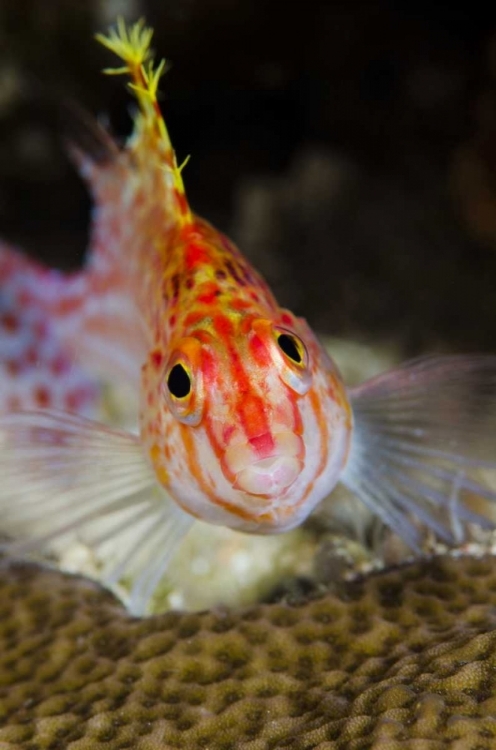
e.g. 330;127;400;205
34;386;51;408
184;310;205;328
16;289;35;307
238;315;254;335
169;314;177;328
249;432;275;457
197;282;220;306
213;314;233;337
24;347;39;366
0;311;19;333
171;274;180;301
231;298;251;310
250;291;259;303
50;355;70;376
281;313;293;326
150;348;164;369
65;390;80;411
186;243;210;270
65;386;95;412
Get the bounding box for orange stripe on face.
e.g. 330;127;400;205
239;392;271;444
179;422;262;522
292;386;329;511
330;374;352;430
209;495;268;522
200;347;217;389
149;443;169;486
214;316;272;443
248;333;272;368
180;422;215;501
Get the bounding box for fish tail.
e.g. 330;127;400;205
95;17;192;226
340;355;496;548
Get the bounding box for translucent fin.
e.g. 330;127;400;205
0;410;192;614
62;100;119;166
341;355;496;546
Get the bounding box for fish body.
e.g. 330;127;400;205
0;243;101;414
1;20;496;613
140;215;351;532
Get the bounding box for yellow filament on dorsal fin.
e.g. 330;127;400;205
95;18;192;225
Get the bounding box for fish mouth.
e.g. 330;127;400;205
224;430;304;497
233;455;303;496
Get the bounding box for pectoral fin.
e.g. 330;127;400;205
341;355;496;547
0;409;192;614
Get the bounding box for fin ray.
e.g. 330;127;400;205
342;355;496;545
0;409;192;613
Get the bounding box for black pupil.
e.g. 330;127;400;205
277;334;302;363
167;364;191;398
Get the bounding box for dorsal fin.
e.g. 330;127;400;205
96;18;192;226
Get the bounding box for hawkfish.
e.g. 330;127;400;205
0;19;496;614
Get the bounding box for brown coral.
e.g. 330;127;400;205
2;555;496;748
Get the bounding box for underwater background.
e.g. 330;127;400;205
1;0;496;355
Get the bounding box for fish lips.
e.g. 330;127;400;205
223;430;304;498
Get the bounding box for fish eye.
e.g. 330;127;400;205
163;337;204;426
167;363;191;399
270;325;311;395
277;333;303;364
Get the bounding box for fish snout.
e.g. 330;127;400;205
233;455;303;496
224;430;304;497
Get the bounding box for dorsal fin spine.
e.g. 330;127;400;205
95;17;192;225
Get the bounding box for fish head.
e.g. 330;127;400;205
145;313;352;532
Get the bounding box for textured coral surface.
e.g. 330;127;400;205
2;556;496;748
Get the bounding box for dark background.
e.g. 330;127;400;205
1;0;496;356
